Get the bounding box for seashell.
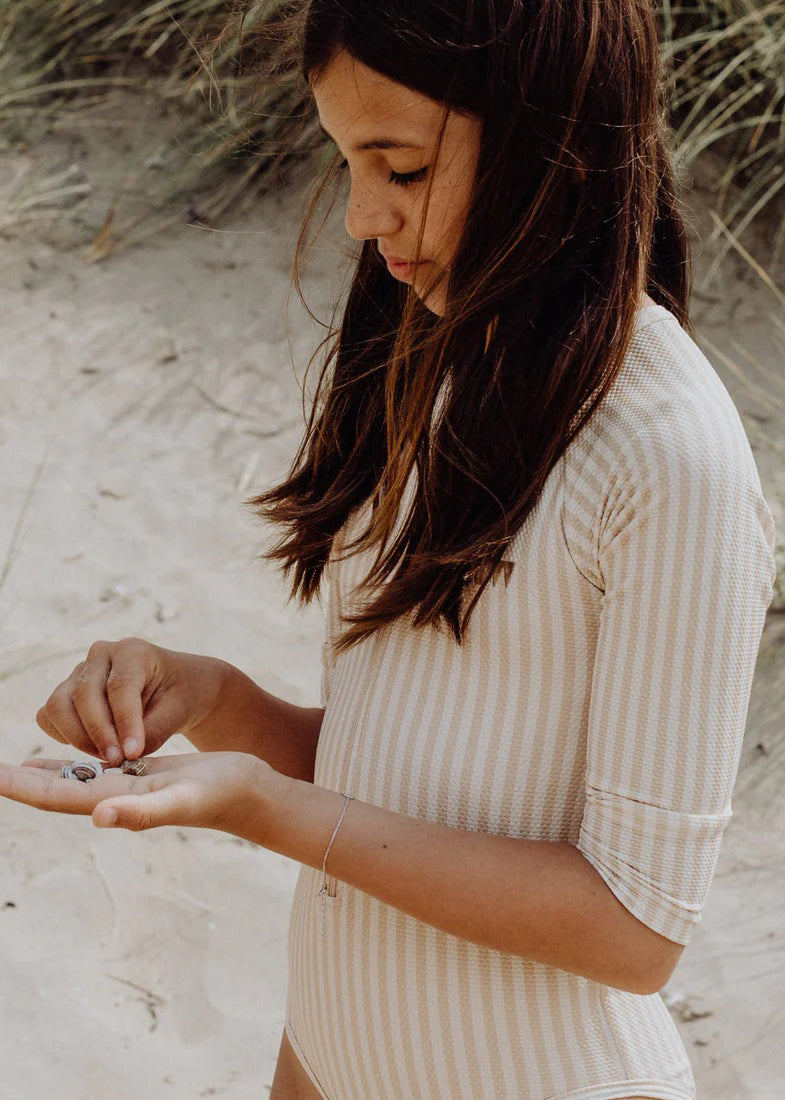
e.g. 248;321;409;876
61;760;104;781
121;758;147;776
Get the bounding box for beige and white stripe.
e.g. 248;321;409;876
283;303;777;1099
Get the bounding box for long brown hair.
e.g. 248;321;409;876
247;0;693;652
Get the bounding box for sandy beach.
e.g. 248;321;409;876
1;98;783;1098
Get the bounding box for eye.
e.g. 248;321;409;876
389;167;428;188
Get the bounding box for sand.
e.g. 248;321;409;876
1;99;783;1098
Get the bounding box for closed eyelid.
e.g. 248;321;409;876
337;158;429;187
334;156;424;179
390;166;429;187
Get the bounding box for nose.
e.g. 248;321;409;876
344;179;403;242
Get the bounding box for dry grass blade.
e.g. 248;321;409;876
0;439;54;605
701;335;785;423
1;0;784;259
0;647;90;685
705;209;785;307
659;0;785;260
697;205;785;608
0;0;318;246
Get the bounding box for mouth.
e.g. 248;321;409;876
383;254;430;279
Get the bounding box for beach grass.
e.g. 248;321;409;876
1;0;784;261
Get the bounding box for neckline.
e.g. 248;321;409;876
633;302;673;330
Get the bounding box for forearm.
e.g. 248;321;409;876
266;778;682;994
184;661;324;784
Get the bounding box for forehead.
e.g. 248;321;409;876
310;51;446;141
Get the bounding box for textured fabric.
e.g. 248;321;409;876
284;303;777;1099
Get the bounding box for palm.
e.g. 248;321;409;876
0;751;275;836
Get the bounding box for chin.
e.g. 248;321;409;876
415;284;447;317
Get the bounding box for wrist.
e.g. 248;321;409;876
202;657;236;724
244;760;302;851
254;774;355;878
180;657;242;748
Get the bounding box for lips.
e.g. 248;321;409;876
381;252;430;280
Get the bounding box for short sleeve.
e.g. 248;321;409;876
575;431;777;946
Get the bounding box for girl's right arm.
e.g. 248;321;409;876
35;638;324;785
185;660;324;784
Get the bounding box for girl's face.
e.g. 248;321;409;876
309;51;482;316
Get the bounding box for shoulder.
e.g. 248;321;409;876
560;306;776;589
565;305;764;498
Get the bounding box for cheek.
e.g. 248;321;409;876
424;191;471;265
422;156;477;263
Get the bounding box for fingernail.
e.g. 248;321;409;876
106;746;122;766
123;739;139;757
95;807;118;828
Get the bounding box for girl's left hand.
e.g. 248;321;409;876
0;751;288;843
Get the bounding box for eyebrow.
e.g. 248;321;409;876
318;124;425;152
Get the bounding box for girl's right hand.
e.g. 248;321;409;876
35;638;228;765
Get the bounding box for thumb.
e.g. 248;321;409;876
93;785;194;831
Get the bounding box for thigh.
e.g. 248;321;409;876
269;1026;325;1100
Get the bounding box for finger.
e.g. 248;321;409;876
20;756;118;772
0;763;141;816
133;691;190;755
71;657;124;765
35;705;69;745
19;753;199;775
43;660;112;756
93;783;198;831
20;757;93;771
38;692;104;758
105;656;155;760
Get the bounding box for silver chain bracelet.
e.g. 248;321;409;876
317;792;353;942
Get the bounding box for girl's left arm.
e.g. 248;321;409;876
0;747;679;994
257;774;683;996
254;431;777;999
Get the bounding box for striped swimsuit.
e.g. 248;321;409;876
284;303;777;1099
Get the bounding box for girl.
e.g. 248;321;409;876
0;1;777;1097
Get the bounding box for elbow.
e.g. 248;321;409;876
618;900;688;995
631;973;668;997
632;943;685;996
608;909;686;995
635;975;672;997
609;966;664;997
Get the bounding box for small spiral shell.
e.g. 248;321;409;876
61;760;104;782
121;758;147;776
